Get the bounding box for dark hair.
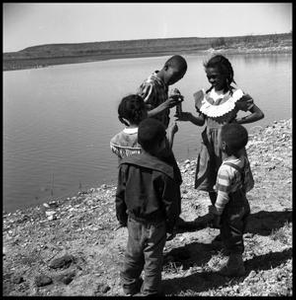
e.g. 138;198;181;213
204;55;236;94
165;55;187;73
221;123;248;156
118;94;147;126
138;118;166;152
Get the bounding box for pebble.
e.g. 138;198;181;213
35;274;53;287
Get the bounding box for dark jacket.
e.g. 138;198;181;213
115;152;181;233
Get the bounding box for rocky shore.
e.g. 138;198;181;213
3;119;292;296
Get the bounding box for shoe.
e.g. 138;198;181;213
218;254;246;277
124;277;143;296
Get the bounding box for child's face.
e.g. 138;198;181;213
206;67;227;91
166;66;186;85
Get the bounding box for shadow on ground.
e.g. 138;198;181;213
246;210;292;235
177;210;292;236
162;248;292;295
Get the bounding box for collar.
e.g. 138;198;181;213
148;71;167;89
123;127;138;134
194;88;244;118
120;152;174;179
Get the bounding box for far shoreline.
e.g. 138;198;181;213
3;46;292;72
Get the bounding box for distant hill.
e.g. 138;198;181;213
3;33;292;71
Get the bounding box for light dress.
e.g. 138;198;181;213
193;87;254;192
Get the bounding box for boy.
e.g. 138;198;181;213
209;123;253;277
137;54;187;129
137;55;187;227
115;118;181;296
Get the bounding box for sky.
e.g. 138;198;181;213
3;2;293;52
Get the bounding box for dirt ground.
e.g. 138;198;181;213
3;119;292;296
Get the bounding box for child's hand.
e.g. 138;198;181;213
162;97;179;108
168;121;178;135
166;232;176;241
176;112;192;122
236;94;253;111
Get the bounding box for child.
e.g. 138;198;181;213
209;123;252;277
177;54;263;207
110;93;179;161
110;94;181;234
115;118;181;296
110;94;147;162
137;55;187;226
137;54;187;129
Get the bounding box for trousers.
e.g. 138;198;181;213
121;216;166;296
220;189;250;254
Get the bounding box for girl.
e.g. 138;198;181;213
110;94;179;161
110;94;147;162
177;54;264;206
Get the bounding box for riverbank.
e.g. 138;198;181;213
3;33;292;71
3;45;292;71
3;119;292;296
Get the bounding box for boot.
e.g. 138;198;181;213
218;253;246;277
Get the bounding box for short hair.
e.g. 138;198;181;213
221;123;248;156
138;118;166;152
165;55;187;73
118;94;147;126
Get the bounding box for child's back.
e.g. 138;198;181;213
115;118;181;296
110;94;147;160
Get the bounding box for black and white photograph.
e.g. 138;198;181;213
3;2;292;297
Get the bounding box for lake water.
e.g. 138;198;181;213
3;53;292;213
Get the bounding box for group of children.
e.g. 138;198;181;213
110;54;264;296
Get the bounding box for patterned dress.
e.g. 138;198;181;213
194;88;254;192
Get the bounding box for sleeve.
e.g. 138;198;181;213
160;176;181;233
193;90;204;113
115;165;128;226
137;82;156;110
236;92;255;112
214;165;231;215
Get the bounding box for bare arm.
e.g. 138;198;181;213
176;111;205;126
166;122;178;149
236;104;264;124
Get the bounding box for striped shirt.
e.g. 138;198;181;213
214;156;246;215
137;71;170;128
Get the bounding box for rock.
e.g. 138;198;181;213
48;200;59;208
47;214;57;221
12;275;24;284
56;271;76;285
45;210;56;217
96;283;111;294
35;274;53;287
248;270;256;278
49;254;74;269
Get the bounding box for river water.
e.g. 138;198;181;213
3;53;292;213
